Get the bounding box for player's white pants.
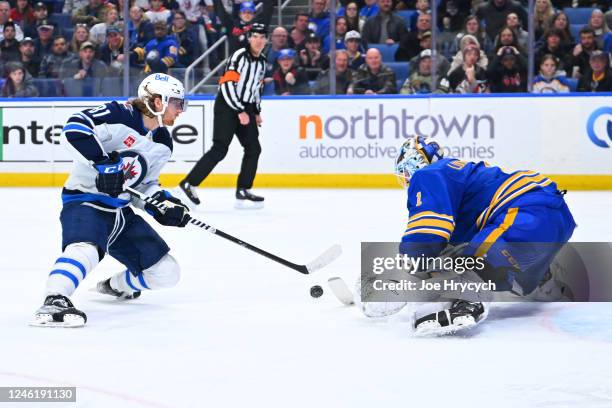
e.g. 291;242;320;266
46;242;100;297
109;253;181;293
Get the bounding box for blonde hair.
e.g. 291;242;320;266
127;95;161;118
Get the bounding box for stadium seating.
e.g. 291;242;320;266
369;43;399;63
386;62;410;85
49;13;71;29
396;10;417;28
570;24;584;40
566;77;578;92
563;7;593;26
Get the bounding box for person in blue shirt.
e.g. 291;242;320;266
132;21;179;73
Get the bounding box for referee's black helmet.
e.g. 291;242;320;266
248;23;268;37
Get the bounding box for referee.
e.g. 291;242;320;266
179;23;268;209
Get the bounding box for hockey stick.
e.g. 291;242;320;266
126;187;342;274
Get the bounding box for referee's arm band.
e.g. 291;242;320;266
219;70;241;84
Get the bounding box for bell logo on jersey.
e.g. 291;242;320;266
119;151;148;188
123;135;136;148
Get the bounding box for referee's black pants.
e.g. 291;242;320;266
186;95;261;190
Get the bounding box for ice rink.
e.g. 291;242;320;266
1;188;612;408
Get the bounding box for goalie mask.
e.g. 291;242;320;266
395;136;444;188
137;73;186;127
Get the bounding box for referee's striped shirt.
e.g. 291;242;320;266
218;47;267;113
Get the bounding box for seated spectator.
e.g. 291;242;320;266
550;11;574;47
176;0;214;71
39;35;75;78
0;22;20;62
532;54;571;93
577;50;612;92
128;6;154;47
322;17;348;53
569;28;599;79
0;1;24;41
272;48;310;95
23;2;48;39
476;0;527;43
90;5;120;45
449;34;488;73
72;0;106;27
290;27;307;51
99;26;124;74
18;37;40;77
440;45;488;93
132;21;178;73
33;22;54;59
146;0;172;24
345;30;365;69
298;32;329;80
408;48;450;77
289;12;312;48
407;0;430;32
533;0;554;41
63;0;89;15
267;26;289;68
9;0;34;26
452;15;491;56
588;9;609;49
59;41;107;79
535;28;571;74
491;26;525;58
361;0;406;47
400;49;443;94
487;46;527;92
395;13;431;61
347;48;396;94
70;23;91;54
309;0;330;40
437;0;469;33
359;0;379;20
343;2;363;33
314;49;355;94
171;11;196;67
1;61;38;96
505;13;528;51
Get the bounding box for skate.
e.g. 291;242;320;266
176;179;201;207
92;278;141;300
414;300;486;336
30;294;87;328
235;188;264;209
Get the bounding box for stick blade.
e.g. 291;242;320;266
305;244;342;274
328;277;355;306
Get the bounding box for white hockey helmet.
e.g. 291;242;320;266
137;73;186;126
395;136;444;188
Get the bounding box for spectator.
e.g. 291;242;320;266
535;28;570;75
272;48;309;95
550;12;574;47
315;49;355;94
437;0;469;33
577;50;612;92
145;0;172;24
0;21;20;62
128;5;154;47
292;12;311;36
408;47;450;77
588;9;609;49
400;49;442;94
359;0;379;20
98;26;125;74
487;45;526;92
23;2;48;39
505;12;528;50
9;0;34;26
33;22;54;59
176;0;213;71
90;5;120;45
569;28;599;79
18;36;40;77
441;44;488;93
290;27;307;51
449;34;488;73
453;15;491;56
323;17;348;53
345;30;365;69
213;0;274;52
532;54;571;93
475;0;527;42
70;23;90;54
395;13;431;61
407;0;430;32
1;61;38;96
343;2;363;33
533;0;554;40
171;11;196;67
59;41;108;79
132;21;178;73
267;26;289;70
298;32;329;80
0;1;24;41
39;35;75;78
491;26;525;58
309;0;330;40
361;0;406;46
347;48;396;94
72;0;106;27
63;0;89;15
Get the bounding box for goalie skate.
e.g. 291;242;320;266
30;295;87;328
414;300;486;336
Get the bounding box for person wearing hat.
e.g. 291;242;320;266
314;49;355;94
39;35;75;78
344;30;365;70
18;36;40;77
298;32;330;81
272;48;309;95
0;21;20;62
213;0;274;52
577;50;612;92
487;45;527;93
0;1;24;42
72;0;106;26
99;25;124;74
400;49;441;94
132;21;179;73
1;61;38;97
32;21;54;59
178;23;269;209
23;1;48;38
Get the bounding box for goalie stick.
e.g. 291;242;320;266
126;187;341;274
328;277;355;306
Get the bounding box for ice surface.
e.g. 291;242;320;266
1;188;611;408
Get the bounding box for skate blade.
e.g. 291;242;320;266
234;200;264;210
29;314;85;328
415;316;478;337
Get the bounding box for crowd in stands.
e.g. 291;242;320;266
0;0;610;97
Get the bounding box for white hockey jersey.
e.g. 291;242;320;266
61;101;172;208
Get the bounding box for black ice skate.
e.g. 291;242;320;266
93;278;141;300
414;300;486;336
31;294;87;328
177;179;201;206
235;188;264;209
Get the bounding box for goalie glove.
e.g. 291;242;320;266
145;190;190;227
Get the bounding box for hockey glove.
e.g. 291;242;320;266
94;152;125;197
145;190;190;227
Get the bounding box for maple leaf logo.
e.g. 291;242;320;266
123;161;138;180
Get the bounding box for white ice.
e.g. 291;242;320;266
1;188;612;408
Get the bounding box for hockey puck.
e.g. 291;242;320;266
310;285;324;298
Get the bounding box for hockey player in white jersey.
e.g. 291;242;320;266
32;73;189;328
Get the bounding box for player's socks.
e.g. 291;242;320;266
46;243;99;297
414;300;485;335
235;188;264;209
32;294;87;327
107;269;149;297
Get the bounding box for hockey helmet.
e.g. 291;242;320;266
137;73;186;126
395;136;444;188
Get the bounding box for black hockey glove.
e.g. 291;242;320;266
94;152;125;197
145;190;190;227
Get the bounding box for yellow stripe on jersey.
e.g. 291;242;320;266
403;228;451;240
405;218;455;233
475;207;519;257
408;211;454;223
